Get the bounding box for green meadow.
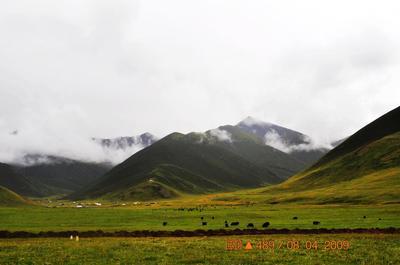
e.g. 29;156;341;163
0;234;399;265
0;203;398;232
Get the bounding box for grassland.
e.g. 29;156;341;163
209;167;400;205
0;186;28;206
0;234;399;265
1;182;399;265
0;203;398;232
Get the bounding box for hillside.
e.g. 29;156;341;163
210;125;306;178
315;106;400;166
71;125;309;200
0;162;44;197
0;186;28;206
15;155;112;196
285;131;400;189
1;155;112;198
237;117;329;166
247;106;400;204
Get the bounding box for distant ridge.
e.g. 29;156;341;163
71;118;329;201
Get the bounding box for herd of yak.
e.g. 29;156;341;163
162;215;322;228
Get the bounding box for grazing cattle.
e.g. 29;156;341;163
293;217;298;220
247;223;254;228
212;216;215;220
313;221;320;225
262;222;270;228
202;222;207;226
163;222;168;226
201;217;204;220
230;222;239;226
363;216;367;219
379;218;382;221
225;223;229;228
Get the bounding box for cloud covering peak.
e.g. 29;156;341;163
264;130;332;153
0;128;154;166
209;128;233;143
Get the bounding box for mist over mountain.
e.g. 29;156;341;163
272;105;400;204
0;155;111;197
237;116;332;152
71;117;330;201
0;131;157;166
93;133;157;151
236;117;332;166
0;132;157;197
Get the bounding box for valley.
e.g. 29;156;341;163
0;108;399;265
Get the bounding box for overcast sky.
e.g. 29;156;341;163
0;0;399;163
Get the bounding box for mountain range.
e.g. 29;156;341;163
70;119;331;200
0;116;355;202
0;133;158;198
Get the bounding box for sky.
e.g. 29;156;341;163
0;0;399;164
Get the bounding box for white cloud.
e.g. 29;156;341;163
239;116;271;127
209;129;233;143
0;113;147;165
0;0;399;162
264;130;332;153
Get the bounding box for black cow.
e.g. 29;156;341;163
201;217;204;220
225;223;229;228
163;222;168;226
247;223;254;228
262;222;270;228
293;217;298;220
363;216;367;219
313;221;320;225
230;222;239;226
212;216;215;220
202;222;207;226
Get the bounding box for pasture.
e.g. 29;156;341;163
0;203;398;232
0;234;399;265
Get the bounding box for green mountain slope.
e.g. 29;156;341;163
16;155;112;196
0;162;44;197
71;126;307;200
285;131;400;189
0;186;28;206
1;156;111;198
236;117;329;166
315;106;400;166
210;125;306;178
252;106;400;204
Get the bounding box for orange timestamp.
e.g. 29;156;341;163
226;239;350;251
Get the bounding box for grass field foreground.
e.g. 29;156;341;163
0;234;399;265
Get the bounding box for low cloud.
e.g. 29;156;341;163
209;129;233;143
0;0;399;162
264;130;332;153
0;130;146;166
239;116;271;127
